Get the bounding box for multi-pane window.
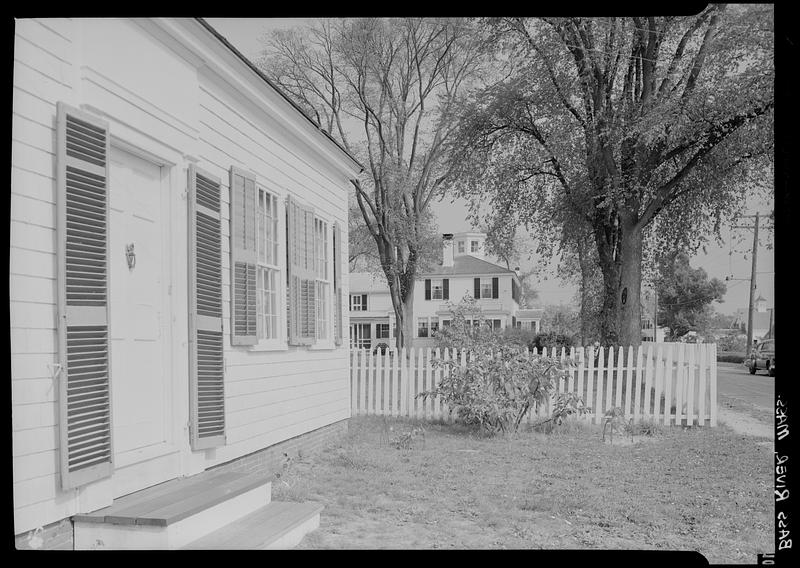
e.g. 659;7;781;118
417;318;429;338
430;320;440;336
442;319;451;327
351;294;366;311
471;240;479;253
431;279;443;300
376;323;391;339
315;217;330;340
257;188;280;340
458;241;465;253
480;278;493;299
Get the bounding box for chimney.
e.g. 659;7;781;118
514;266;521;277
442;233;454;267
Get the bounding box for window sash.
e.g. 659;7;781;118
471;241;479;252
417;318;429;338
431;279;443;300
376;323;390;339
316;281;330;340
458;241;465;253
481;278;493;298
351;295;363;311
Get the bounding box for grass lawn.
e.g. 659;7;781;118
273;416;773;561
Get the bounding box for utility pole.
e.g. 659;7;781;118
731;213;763;357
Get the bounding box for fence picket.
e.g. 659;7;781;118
442;347;451;422
674;343;685;425
643;343;654;418
595;347;605;423
568;347;575;392
359;349;368;416
654;343;663;421
686;343;696;426
586;346;596;423
698;343;707;427
634;345;644;422
710;344;718;426
624;346;634;418
615;346;624;410
577;347;585;407
605;346;614;414
663;344;674;426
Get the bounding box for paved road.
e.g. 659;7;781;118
716;361;774;410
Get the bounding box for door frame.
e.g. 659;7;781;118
103;126;193;493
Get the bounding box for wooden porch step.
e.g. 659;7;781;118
182;501;323;549
72;470;271;549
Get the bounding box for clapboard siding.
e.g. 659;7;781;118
199;84;345;214
13;425;59;457
12;114;57;158
12;378;59;405
9;274;57;305
15;19;73;59
12;402;59;431
10;328;58;354
12;17;355;537
9;248;57;280
10;221;56;255
13;451;59;483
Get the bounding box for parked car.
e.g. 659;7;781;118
747;339;775;376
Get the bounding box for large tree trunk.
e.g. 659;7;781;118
617;220;643;347
595;215;644;348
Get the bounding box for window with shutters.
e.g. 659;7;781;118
256;187;281;342
351;294;366;311
480;278;493;299
431;279;443;300
314;217;330;341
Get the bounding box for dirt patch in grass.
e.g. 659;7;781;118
274;416;773;561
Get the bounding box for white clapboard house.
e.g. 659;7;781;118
11;18;362;549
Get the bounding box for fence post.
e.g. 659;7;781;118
663;343;674;426
710;343;718;427
350;349;356;417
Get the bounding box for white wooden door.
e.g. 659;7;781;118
108;147;180;497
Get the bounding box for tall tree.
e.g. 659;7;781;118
446;7;774;346
655;252;727;338
259;18;486;347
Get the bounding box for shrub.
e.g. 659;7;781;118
419;343;572;435
532;331;576;351
717;352;746;364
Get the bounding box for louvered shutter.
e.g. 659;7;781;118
229;167;258;345
188;165;225;450
492;277;499;299
425;279;431;300
286;196;317;345
443;279;449;300
56;102;113;490
333;221;343;346
362;294;368;311
474;278;481;299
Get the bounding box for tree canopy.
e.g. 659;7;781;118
446;7;774;346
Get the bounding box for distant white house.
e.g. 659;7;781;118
349;232;539;349
733;295;774;340
11;17;361;549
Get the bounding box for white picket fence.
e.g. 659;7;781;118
349;343;718;427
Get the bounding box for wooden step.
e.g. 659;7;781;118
73;470;271;549
182;501;323;549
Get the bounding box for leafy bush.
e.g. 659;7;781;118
501;328;539;351
717;352;746;364
419;343;572;434
550;392;592;425
717;333;747;353
433;294;500;352
532;331;576;351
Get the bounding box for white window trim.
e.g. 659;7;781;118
250;184;287;352
431;278;443;301
471;240;479;253
480;277;493;299
311;214;334;350
457;240;465;253
351;294;365;311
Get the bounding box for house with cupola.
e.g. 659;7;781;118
348;232;532;350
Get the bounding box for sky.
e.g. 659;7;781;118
204;17;775;316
